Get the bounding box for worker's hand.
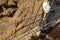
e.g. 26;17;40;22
43;2;50;13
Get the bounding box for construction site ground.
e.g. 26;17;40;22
0;0;42;40
0;0;60;40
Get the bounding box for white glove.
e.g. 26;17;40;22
43;2;50;13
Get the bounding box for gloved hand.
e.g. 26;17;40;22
43;2;50;13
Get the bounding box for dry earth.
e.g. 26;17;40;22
0;0;42;40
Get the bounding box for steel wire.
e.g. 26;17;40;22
0;7;60;40
1;9;60;39
0;0;60;39
14;20;58;40
0;6;60;28
5;17;59;40
28;0;36;36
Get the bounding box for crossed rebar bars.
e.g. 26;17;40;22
0;0;60;40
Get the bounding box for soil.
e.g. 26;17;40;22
0;0;60;40
0;0;42;40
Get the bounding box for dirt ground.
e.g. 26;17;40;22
0;0;42;40
0;0;60;40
